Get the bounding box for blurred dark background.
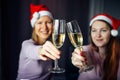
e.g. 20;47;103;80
1;0;120;80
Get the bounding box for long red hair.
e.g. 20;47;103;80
103;37;120;80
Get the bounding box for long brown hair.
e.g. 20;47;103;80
90;20;120;80
103;37;120;80
32;27;39;44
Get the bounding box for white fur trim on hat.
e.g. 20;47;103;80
31;11;53;27
111;30;118;37
38;11;53;19
31;12;39;27
90;15;112;26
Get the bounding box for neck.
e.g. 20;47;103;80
37;37;46;45
98;46;106;60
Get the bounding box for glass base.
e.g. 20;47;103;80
84;65;94;71
50;68;65;73
79;65;94;73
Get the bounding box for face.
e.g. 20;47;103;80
91;20;111;48
34;16;53;41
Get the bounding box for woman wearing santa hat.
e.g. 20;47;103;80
17;4;61;80
71;13;120;80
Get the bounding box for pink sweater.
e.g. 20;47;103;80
78;45;120;80
17;39;52;80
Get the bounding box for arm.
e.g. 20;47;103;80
21;39;61;60
21;39;41;60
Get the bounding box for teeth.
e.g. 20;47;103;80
41;31;48;34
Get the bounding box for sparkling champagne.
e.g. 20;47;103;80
52;33;65;48
68;33;83;47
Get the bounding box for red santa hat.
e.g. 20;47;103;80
90;13;120;37
30;4;53;27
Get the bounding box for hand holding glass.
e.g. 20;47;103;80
67;20;93;72
50;19;66;73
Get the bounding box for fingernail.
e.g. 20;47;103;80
80;52;83;56
84;58;87;61
57;56;60;59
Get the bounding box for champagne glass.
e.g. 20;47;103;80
67;20;93;72
50;19;66;73
67;20;83;49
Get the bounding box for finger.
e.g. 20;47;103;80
39;54;49;61
43;45;60;59
43;42;60;59
74;48;81;54
45;41;60;55
71;55;83;64
74;48;86;56
72;52;85;61
42;50;57;60
71;56;83;67
38;47;49;61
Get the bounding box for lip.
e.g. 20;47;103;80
40;31;48;34
96;39;103;42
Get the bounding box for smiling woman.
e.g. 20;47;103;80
32;16;53;44
16;4;61;80
71;13;120;80
91;20;111;48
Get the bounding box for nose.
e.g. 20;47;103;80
42;23;47;30
96;31;101;37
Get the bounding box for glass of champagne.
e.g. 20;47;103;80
50;19;66;73
67;20;93;72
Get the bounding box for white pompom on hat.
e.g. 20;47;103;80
30;4;53;27
89;13;120;37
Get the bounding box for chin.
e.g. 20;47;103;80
96;44;106;47
41;35;49;38
94;43;104;47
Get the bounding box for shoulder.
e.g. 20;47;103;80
82;45;92;51
23;39;34;42
82;45;94;54
22;39;35;46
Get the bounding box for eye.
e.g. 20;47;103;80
101;29;107;32
91;29;96;32
47;21;52;24
37;22;42;24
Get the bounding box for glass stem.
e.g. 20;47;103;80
54;59;59;69
78;46;83;51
